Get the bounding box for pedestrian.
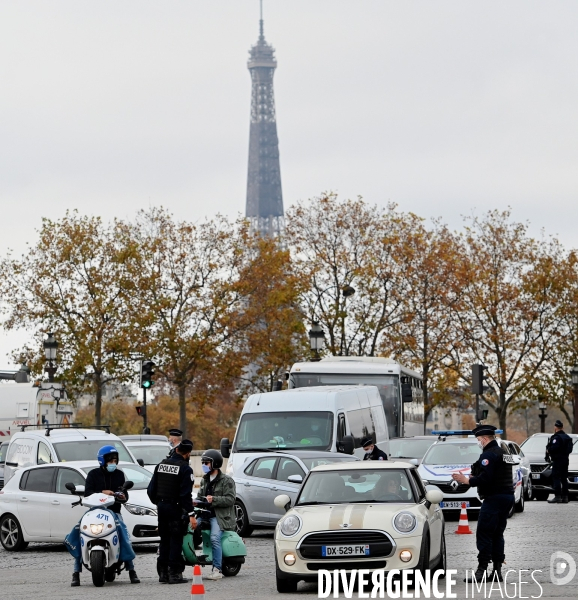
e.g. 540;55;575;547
166;428;184;458
451;424;514;583
147;439;197;584
196;449;236;580
71;445;140;586
361;436;388;461
546;420;573;504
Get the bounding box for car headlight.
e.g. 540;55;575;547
124;504;157;517
280;514;302;537
90;523;105;535
393;512;417;534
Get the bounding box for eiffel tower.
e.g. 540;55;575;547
245;3;284;237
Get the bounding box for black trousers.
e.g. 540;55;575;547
552;458;569;497
157;502;186;572
476;494;514;567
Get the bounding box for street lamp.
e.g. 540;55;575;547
308;321;325;362
43;332;58;382
570;364;578;434
538;398;547;434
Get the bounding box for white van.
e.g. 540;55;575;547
221;385;389;476
4;426;138;484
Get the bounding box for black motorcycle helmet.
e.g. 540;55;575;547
201;449;223;470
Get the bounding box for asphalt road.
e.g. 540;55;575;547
1;500;578;600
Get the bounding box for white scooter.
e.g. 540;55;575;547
66;481;134;587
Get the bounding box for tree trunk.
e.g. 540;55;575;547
179;384;187;437
94;380;103;427
498;391;507;439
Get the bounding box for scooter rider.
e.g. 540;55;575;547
148;439;197;584
196;449;236;580
71;445;140;587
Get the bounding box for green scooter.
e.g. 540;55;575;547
181;498;247;577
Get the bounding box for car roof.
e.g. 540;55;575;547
13;460;139;472
123;440;169;446
120;435;169;442
11;428;121;441
310;460;414;472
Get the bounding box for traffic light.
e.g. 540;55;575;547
472;364;485;395
140;360;156;389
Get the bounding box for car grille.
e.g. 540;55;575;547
530;464;549;474
435;481;470;494
299;531;393;560
306;560;387;571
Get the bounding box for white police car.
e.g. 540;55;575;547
418;431;525;515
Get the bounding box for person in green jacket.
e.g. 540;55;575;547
196;449;236;580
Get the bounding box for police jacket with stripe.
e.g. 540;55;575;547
468;440;514;498
147;454;195;514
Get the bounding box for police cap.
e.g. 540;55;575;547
361;437;374;448
472;424;497;437
169;428;183;437
555;420;563;428
178;439;193;453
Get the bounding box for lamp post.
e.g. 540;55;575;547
43;332;58;383
308;321;325;362
538;398;547;434
570;364;578;434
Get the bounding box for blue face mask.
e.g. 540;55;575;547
106;464;117;473
202;464;211;474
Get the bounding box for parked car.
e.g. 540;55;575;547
520;433;578;501
0;461;158;551
232;450;360;536
501;438;532;501
120;435;171;473
273;460;445;593
0;441;8;490
418;434;525;515
4;426;138;484
388;436;437;464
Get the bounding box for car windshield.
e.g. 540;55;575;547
389;438;436;459
521;435;578;454
81;464;152;490
233;412;334;451
298;469;415;505
127;444;169;465
422;442;481;465
299;456;359;470
53;440;134;463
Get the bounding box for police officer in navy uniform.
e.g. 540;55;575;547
166;428;184;459
361;436;388;461
452;424;514;583
147;439;197;584
546;420;573;504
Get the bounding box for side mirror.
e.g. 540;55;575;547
338;435;355;455
425;489;443;505
401;382;413;403
65;482;76;492
287;474;303;484
220;438;231;459
274;494;291;512
409;458;419;466
137;458;145;467
123;481;134;491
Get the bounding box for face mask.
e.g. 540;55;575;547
169;441;174;448
106;464;117;472
477;440;484;450
366;447;374;454
202;464;211;474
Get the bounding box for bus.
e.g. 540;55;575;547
288;356;424;438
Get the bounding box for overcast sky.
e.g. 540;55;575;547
1;1;578;366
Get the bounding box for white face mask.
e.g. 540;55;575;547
477;439;484;450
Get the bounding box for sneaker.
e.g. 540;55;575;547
205;569;223;580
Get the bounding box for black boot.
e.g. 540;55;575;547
464;565;488;583
562;496;569;504
71;572;80;587
489;562;503;582
168;569;188;584
129;570;140;584
158;566;169;584
548;495;562;503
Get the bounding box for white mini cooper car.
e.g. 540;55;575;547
273;461;445;593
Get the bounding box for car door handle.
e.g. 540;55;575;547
271;487;278;491
20;497;28;502
244;483;251;487
51;500;60;505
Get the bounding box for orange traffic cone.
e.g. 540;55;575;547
455;502;473;534
191;565;205;599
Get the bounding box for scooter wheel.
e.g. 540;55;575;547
222;562;241;577
90;552;106;587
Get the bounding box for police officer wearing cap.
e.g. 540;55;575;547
546;420;573;504
166;428;183;459
147;439;196;584
361;436;388;461
452;424;514;583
